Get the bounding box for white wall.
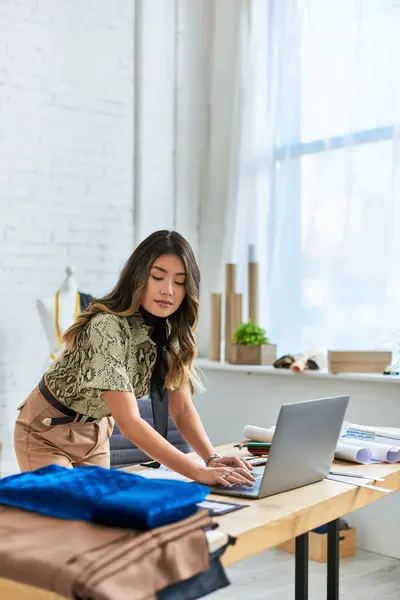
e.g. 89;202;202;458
0;0;210;474
0;0;134;473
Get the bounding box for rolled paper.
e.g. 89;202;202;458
243;424;399;464
243;425;275;443
224;264;237;362
225;295;232;362
343;423;400;442
248;244;257;263
335;443;372;464
387;448;400;463
209;293;222;361
290;350;327;373
230;293;242;342
341;438;400;463
225;263;236;292
290;356;308;373
226;293;242;362
248;262;259;324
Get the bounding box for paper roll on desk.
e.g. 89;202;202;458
243;424;400;464
335;443;372;464
342;422;400;442
341;422;400;462
340;438;400;463
243;425;275;443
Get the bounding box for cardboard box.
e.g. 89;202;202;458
328;351;391;375
277;528;356;563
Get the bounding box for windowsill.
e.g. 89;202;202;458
196;357;400;385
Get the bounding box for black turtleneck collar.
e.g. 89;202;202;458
138;305;166;328
138;305;168;347
138;303;168;390
138;305;169;447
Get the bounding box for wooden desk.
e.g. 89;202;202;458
210;443;400;599
120;441;400;599
1;444;399;600
212;444;400;565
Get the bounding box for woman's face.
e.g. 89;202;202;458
141;254;186;318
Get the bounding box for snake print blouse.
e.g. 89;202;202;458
45;312;157;419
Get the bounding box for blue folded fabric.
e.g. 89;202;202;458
93;480;203;530
0;465;209;529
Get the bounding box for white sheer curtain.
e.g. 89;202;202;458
265;0;400;360
197;0;270;355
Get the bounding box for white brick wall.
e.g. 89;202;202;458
0;0;134;474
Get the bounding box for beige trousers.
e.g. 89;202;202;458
14;386;114;472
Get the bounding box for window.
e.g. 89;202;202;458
267;0;400;357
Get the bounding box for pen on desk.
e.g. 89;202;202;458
329;471;385;482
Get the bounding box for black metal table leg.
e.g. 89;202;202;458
295;532;309;600
327;519;340;600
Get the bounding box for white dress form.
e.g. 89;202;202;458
36;266;81;366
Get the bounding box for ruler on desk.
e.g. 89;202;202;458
327;475;391;493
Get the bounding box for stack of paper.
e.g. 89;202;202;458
243;422;400;465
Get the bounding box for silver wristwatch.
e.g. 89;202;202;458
205;452;222;466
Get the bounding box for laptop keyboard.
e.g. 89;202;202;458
213;469;264;492
229;478;262;492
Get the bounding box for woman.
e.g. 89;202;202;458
14;230;255;488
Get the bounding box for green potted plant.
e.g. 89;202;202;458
230;321;277;365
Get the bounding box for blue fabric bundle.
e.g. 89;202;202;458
0;465;209;530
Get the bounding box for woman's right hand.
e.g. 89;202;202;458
192;465;255;487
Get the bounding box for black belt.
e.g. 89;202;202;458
39;377;97;426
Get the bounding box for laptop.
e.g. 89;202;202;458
210;395;349;499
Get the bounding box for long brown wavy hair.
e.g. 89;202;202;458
63;230;203;392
